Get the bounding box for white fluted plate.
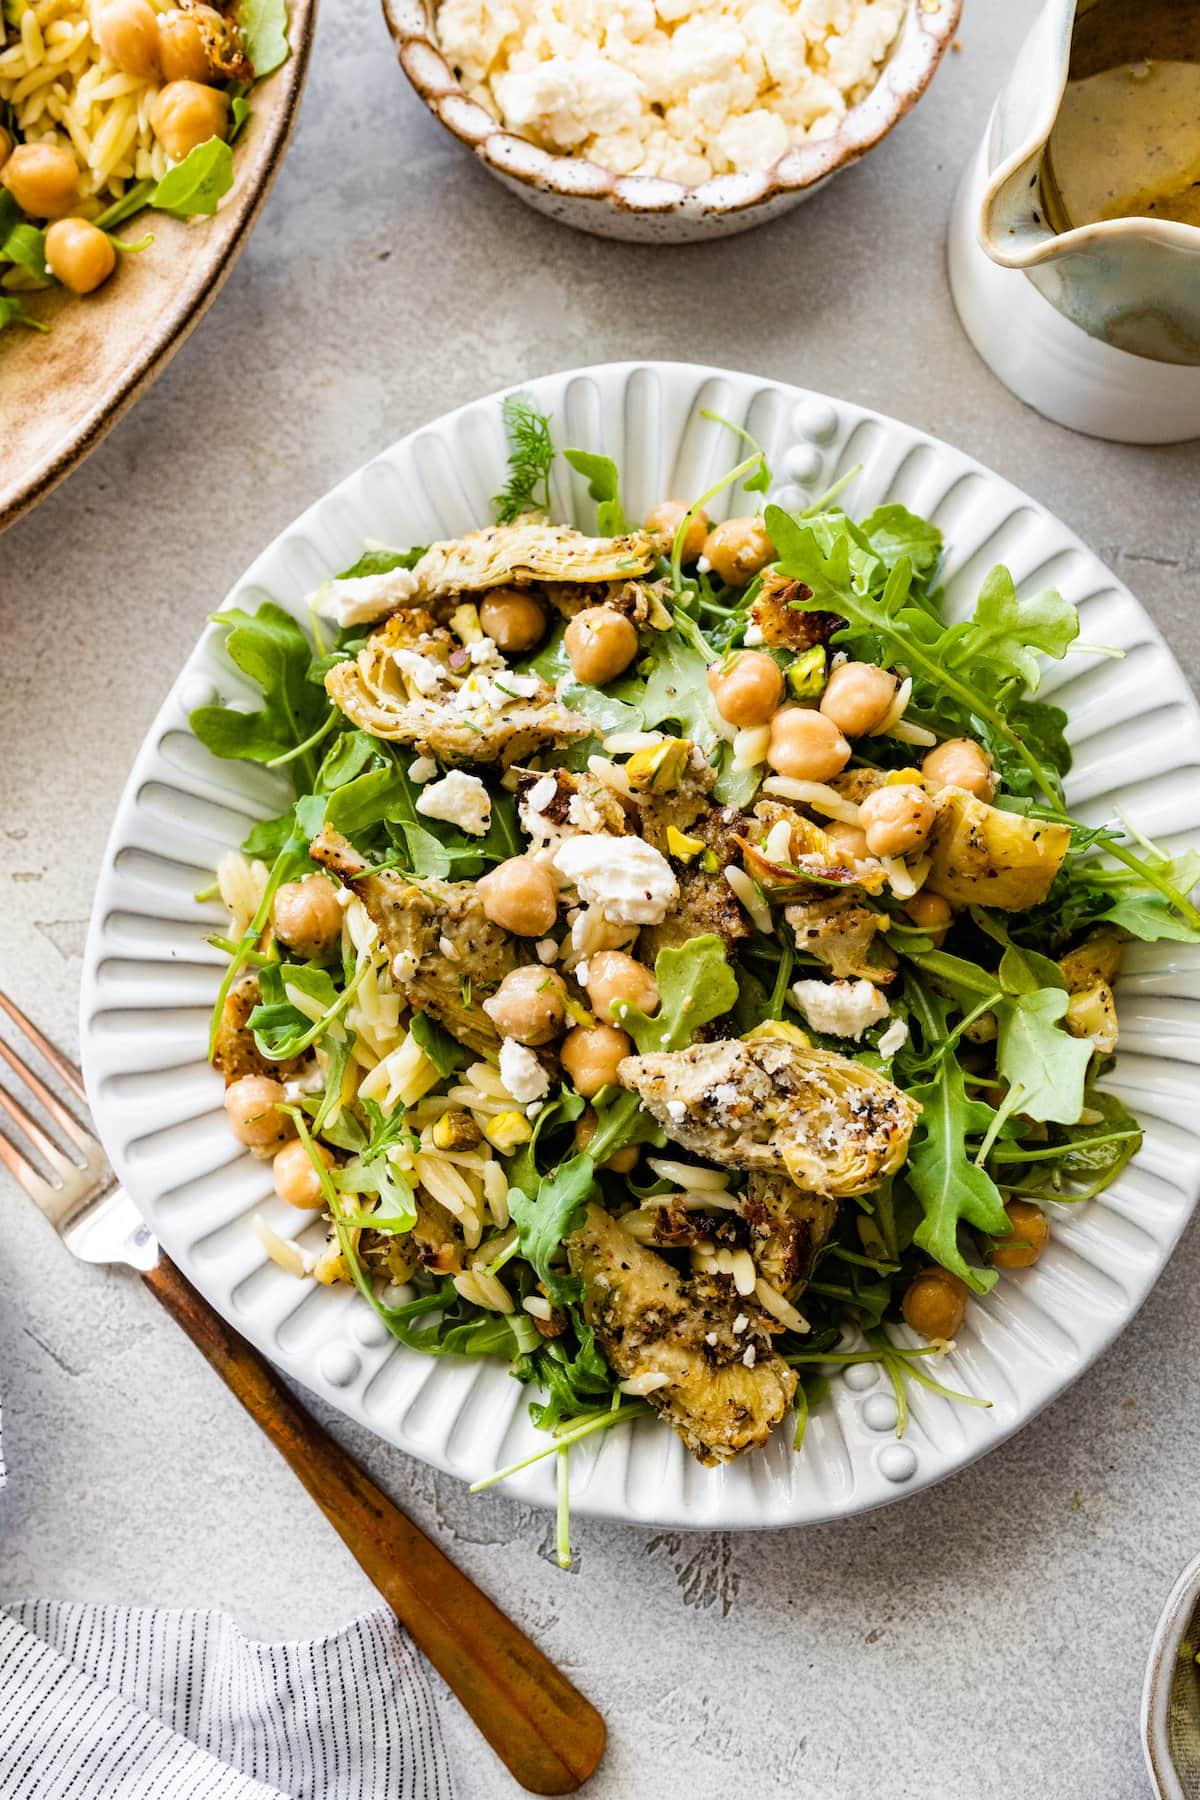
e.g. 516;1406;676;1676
80;362;1200;1529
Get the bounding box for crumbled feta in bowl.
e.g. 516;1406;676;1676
384;0;959;243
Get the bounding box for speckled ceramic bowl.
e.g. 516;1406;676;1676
0;0;316;538
381;0;961;243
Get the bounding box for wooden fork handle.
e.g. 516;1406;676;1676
141;1256;605;1796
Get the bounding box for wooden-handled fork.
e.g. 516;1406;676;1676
0;990;605;1796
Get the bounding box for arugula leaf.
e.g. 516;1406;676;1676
228;89;251;143
410;1011;468;1079
190;603;328;781
944;565;1079;693
509;1154;595;1304
859;504;943;579
316;728;375;792
903;993;1005;1293
505;1090;587;1196
494;393;554;524
1;220;49;284
563;447;627;535
248;962;340;1058
640;628;720;755
335;546;426;581
238;0;289;75
616;934;740;1054
323;763;449;874
527;1313;619;1426
335;1155;418;1233
152;138;233;218
995;982;1091;1124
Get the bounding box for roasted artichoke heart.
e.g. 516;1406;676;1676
618;1037;918;1197
568;1204;797;1465
411;522;655;600
325;614;590;765
309;827;515;1054
925;786;1071;911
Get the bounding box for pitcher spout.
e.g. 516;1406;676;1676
974;0;1200;364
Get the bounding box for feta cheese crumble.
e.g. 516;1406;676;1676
416;770;492;836
436;0;907;184
552;833;678;926
500;1038;550;1105
876;1016;909;1058
310;565;419;627
790;977;889;1041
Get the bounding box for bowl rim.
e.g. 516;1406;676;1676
0;0;318;539
380;0;962;221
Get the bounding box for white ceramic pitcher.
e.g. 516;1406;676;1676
948;0;1200;442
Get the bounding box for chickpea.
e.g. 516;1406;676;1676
157;8;212;82
825;820;870;862
703;516;774;587
766;707;851;782
223;1074;292;1150
585;950;658;1026
560;1022;632;1098
95;0;161;78
922;736;996;801
153;79;229;163
564;606;639;687
1;143;79;219
575;1107;639;1173
476;856;558;937
43;218;116;295
272;876;342;959
859;783;936;859
644;499;708;564
707;651;784;729
819;661;898;737
991;1199;1050;1270
482;966;567;1046
902;1267;968;1341
905;889;952;942
273;1137;334;1209
0;127;12;170
478;586;547;654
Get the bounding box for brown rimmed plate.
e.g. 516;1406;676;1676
0;0;316;536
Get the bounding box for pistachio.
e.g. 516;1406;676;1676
626;738;692;793
785;644;827;701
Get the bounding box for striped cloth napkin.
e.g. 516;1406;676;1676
0;1408;456;1800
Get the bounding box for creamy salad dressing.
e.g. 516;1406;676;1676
1044;0;1200;230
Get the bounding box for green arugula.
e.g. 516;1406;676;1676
335;546;426;580
152;138;234;218
859;504;943;579
901;987;1006;1293
508;1155;597;1304
1;220;49;284
494;393;555;524
563;447;627;535
410;1011;468;1079
191;603;330;790
238;0;289;75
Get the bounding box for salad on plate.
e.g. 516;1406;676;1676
192;396;1200;1560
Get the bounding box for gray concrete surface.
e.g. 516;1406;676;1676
3;1;1200;1795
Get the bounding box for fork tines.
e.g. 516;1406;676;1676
0;990;103;1213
